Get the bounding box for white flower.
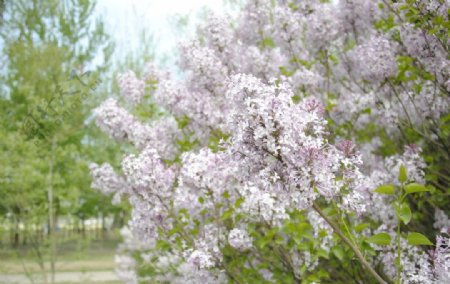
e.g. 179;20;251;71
117;70;145;105
228;228;253;251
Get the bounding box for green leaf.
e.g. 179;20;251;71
374;184;395;195
222;191;230;199
220;209;233;221
366;233;392;245
317;248;329;259
355;223;369;233
396;203;412;224
407;232;433;246
332;246;344;261
156;240;171;251
258;238;269;249
319;229;328;238
404;183;429;194
234;197;244;208
261;37;276;48
399;165;408;183
361;242;377;256
279;66;295;77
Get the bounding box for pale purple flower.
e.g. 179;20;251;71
117;70;146;105
228;228;253;251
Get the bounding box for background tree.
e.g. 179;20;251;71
0;0;121;281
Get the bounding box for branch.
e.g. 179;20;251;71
312;202;389;284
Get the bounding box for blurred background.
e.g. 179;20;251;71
0;0;235;283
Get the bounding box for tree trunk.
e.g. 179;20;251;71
81;217;86;239
13;218;19;247
102;213;106;239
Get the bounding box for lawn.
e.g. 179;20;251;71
0;236;120;274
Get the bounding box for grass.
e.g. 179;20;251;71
0;234;121;274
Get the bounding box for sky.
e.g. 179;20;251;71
94;0;229;68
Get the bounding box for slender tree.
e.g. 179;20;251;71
0;0;116;281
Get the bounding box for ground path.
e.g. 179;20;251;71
0;270;119;283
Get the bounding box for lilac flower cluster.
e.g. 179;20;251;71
90;0;449;282
379;235;450;284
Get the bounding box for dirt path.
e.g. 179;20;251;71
0;271;119;283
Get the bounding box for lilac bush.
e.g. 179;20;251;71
90;0;449;283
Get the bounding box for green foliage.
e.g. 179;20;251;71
0;0;120;247
399;0;449;42
366;233;392;246
407;232;433;246
261;37;276;49
398;165;408;184
396;203;411;225
374;184;396;195
404;183;429;194
374;14;396;32
369;166;436;280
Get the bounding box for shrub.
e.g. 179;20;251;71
91;1;449;283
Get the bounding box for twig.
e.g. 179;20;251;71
312;202;389;284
